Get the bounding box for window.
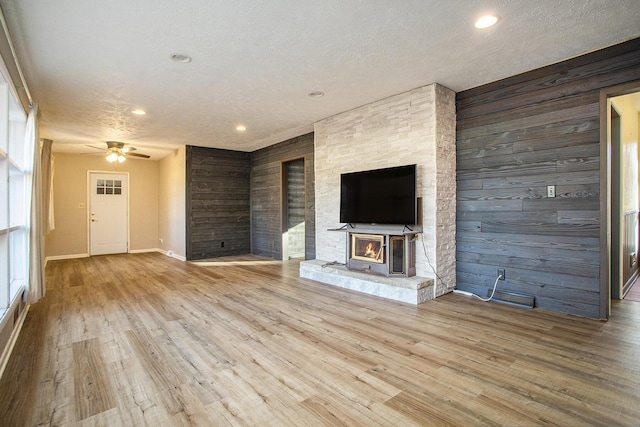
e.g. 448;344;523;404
96;179;122;195
0;72;28;320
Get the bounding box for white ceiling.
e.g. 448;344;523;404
1;0;639;159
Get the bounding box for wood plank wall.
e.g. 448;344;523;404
185;146;251;260
251;133;315;260
456;37;640;318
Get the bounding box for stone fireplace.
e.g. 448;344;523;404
300;83;456;304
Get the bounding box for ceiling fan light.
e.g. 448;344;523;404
475;14;499;29
106;152;118;162
117;155;126;163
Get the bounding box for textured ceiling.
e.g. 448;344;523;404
1;0;639;159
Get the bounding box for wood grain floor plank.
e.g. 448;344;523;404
2;252;640;426
72;338;116;420
444;358;612;426
112;355;181;426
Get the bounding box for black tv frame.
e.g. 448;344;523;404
339;164;417;226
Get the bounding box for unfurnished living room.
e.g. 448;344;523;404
0;1;640;426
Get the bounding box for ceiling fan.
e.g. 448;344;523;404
86;141;151;162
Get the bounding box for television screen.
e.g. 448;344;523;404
340;164;417;225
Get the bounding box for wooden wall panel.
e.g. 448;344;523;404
456;37;640;318
186;146;251;260
251;133;315;260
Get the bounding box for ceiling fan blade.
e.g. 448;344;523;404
125;152;151;159
85;144;106;151
121;146;137;152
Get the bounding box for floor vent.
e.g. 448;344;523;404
488;289;535;309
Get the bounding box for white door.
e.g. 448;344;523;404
89;172;128;255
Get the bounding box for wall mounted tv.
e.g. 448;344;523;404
340;164;417;225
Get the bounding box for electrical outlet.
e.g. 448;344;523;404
547;185;556;198
497;268;506;280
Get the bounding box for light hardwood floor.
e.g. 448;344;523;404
1;252;640;426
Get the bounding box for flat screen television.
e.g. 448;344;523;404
340;164;417;225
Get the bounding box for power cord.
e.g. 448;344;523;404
453;273;502;302
418;233;447;288
418;233;503;302
322;261;345;268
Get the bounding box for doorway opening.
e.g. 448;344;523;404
281;158;305;260
602;83;640;317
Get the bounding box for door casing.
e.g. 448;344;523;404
599;81;640;319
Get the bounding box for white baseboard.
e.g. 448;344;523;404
129;248;159;254
44;250;186;264
45;253;89;264
157;248;186;261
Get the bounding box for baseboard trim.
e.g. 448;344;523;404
157;248;186;262
45;253;89;264
129;248;159;254
44;250;186;264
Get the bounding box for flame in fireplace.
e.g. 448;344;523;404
364;242;382;260
365;242;376;257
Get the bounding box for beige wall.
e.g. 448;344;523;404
45;153;159;258
612;94;639;213
158;146;186;259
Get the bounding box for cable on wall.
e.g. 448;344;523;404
418;233;448;298
419;233;503;302
453;273;502;302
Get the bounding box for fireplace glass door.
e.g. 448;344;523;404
351;234;385;263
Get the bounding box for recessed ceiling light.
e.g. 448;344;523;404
475;15;499;29
170;53;192;63
131;109;146;115
308;91;324;98
236;125;247;132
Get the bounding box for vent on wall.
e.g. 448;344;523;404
487;289;535;309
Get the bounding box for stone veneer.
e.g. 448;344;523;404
302;83;456;303
300;260;434;304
